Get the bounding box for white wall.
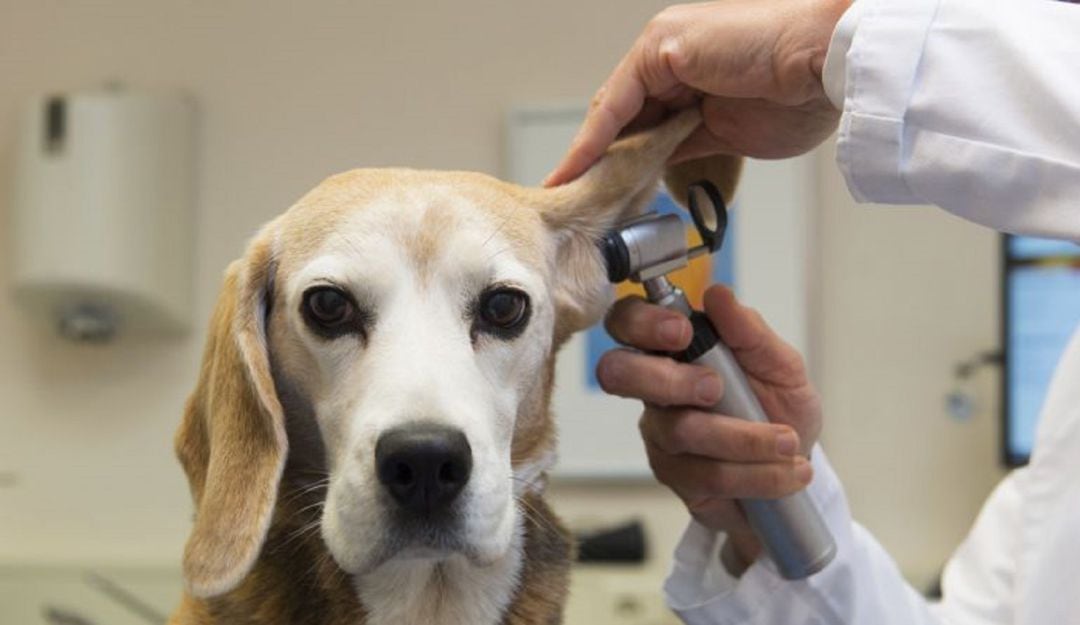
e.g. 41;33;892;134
0;0;1006;599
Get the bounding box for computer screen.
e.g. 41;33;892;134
1002;235;1080;466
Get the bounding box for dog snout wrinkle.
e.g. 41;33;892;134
375;424;473;514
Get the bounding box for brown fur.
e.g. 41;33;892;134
170;109;740;624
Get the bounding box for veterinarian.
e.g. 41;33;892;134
548;0;1080;623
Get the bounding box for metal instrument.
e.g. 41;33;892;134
599;182;836;579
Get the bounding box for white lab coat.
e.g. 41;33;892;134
664;0;1080;622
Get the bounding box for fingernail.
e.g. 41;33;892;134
658;318;686;346
694;374;722;405
795;459;813;485
776;432;799;457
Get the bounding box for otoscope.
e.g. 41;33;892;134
599;182;837;579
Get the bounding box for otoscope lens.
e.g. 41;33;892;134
689;185;718;233
687;180;728;254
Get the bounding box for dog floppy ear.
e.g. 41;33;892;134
663;151;742;217
174;232;286;598
531;109;742;339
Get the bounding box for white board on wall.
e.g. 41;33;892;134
506;104;814;479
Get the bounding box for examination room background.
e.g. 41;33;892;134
0;0;1005;620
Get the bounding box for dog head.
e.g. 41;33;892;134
174;110;741;597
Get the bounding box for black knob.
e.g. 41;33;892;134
375;424;473;515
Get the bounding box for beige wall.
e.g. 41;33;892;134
0;0;1005;600
812;145;1007;587
0;0;682;566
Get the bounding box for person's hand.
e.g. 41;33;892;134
596;285;822;571
545;0;850;186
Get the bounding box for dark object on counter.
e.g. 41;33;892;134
43;606;98;625
85;572;167;624
575;520;647;564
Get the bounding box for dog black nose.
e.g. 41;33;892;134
375;424;473;515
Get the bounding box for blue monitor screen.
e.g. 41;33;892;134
1003;235;1080;465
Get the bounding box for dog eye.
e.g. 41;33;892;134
476;287;530;338
302;287;357;333
481;289;528;328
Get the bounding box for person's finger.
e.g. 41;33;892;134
642;438;763;562
646;439;813;499
543;58;649;187
604;296;692;352
702;285;807;385
545;26;694;187
620;98;670;136
596;349;723;408
640;408;800;462
682;495;762;565
682;495;751;535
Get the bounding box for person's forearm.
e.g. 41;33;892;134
825;0;1080;240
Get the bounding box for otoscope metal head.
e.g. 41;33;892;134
600;214;687;282
600;180;729;283
598;179;838;580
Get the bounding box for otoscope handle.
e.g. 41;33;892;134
649;285;837;579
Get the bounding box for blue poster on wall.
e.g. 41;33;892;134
584;192;736;389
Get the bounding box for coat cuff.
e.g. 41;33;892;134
663;448;846;624
830;0;941;205
822;0;866;110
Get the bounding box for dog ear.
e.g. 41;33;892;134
174;232;286;598
531;109;742;339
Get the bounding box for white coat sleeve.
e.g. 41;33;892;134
663;449;937;625
821;0;1080;241
930;470;1025;625
664;449;1027;625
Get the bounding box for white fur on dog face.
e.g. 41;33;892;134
278;183;556;577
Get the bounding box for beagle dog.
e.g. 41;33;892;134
169;110;740;625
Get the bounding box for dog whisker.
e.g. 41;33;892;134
484;246;513;263
301;547;344;588
513;493;564;540
278;518;323;552
280;479;326;494
480;211;515;249
508;474;546;494
333;230;368;264
279;478;331;506
295;499;327;516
